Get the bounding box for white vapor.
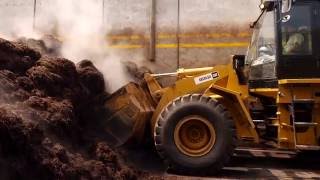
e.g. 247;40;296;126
0;0;131;92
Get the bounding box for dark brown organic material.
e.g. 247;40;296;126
0;37;141;180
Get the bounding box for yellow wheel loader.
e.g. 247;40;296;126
104;0;320;174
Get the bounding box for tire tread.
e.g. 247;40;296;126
154;94;236;175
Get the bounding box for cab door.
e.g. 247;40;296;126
314;1;320;70
277;0;320;79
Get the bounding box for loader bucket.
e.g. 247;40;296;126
103;82;154;147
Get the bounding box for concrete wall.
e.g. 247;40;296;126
0;0;260;72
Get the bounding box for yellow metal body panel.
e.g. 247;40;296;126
296;128;318;145
250;88;278;98
148;63;259;143
209;85;259;142
277;79;320;149
149;65;229;130
279;79;320;84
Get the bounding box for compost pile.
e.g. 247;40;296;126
16;35;62;57
0;37;141;179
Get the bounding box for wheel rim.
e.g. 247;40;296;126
174;115;216;157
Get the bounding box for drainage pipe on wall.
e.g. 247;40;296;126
102;0;105;29
176;0;180;68
149;0;156;62
33;0;37;30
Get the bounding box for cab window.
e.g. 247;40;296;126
281;5;312;55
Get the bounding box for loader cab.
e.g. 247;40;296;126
246;0;320;88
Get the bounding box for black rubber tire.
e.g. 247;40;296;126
154;94;236;175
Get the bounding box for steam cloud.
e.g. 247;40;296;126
0;0;131;92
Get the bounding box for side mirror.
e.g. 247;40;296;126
233;55;245;70
233;55;247;85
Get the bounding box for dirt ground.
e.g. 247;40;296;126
166;149;320;179
124;146;320;179
0;37;149;180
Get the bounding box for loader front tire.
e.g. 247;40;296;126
154;94;236;174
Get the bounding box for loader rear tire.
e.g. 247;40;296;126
154;94;236;175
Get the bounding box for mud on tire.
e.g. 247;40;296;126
154;94;236;174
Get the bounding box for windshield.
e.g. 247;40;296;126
246;10;277;81
246;11;276;65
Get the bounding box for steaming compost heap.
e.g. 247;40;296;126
0;37;141;179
